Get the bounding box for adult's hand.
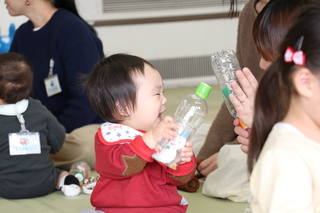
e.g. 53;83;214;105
234;118;250;154
229;67;258;128
197;153;219;177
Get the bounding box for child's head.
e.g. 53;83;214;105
85;53;167;131
0;52;33;104
253;0;319;70
249;6;320;171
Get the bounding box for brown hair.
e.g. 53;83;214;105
248;6;320;172
0;52;33;104
253;0;319;62
228;0;238;17
84;53;156;123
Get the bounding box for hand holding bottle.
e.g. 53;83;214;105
152;82;212;169
229;67;258;128
143;116;180;150
233;118;250;154
229;67;258;154
179;141;193;163
211;49;248;129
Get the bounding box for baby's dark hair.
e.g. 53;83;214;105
85;53;156;123
248;6;320;172
0;52;33;104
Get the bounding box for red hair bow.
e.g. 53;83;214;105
284;46;306;66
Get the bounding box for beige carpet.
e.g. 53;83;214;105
1;86;248;213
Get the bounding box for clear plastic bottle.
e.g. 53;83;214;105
211;49;247;128
69;161;91;185
152;82;212;169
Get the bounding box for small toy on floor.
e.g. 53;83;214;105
83;176;99;195
59;174;81;196
69;161;91;186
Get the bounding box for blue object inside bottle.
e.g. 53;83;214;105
180;131;189;139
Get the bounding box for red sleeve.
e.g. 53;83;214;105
159;155;197;185
128;135;155;162
95;133;154;179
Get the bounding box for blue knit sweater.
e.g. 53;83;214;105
10;9;105;133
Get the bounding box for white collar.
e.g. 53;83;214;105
275;122;304;137
100;122;143;143
0;99;29;116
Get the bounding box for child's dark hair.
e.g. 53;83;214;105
53;0;97;35
85;53;156;123
248;6;320;172
0;52;33;104
253;0;320;62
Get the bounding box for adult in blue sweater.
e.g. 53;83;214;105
7;0;105;169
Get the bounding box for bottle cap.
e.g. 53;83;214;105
195;82;212;100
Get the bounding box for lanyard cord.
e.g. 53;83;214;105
16;114;28;133
48;58;54;77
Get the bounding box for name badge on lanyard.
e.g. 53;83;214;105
44;58;62;97
9;132;41;155
8;114;41;156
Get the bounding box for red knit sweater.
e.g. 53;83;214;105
91;123;196;213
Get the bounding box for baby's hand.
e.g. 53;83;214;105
143;116;180;150
152;116;180;142
179;141;193;163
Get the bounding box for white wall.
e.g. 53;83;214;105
0;5;28;35
96;18;238;61
0;3;239;61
